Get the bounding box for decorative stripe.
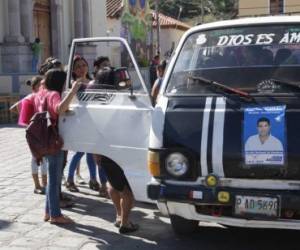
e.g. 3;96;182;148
200;97;213;176
212;97;226;177
207;98;216;174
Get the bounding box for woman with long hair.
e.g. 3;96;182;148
32;69;81;224
66;56;107;194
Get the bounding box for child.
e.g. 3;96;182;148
18;76;48;194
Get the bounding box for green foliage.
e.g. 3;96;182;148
149;0;238;23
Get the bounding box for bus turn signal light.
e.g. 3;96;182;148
148;151;160;177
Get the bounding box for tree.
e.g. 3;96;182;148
149;0;202;19
149;0;238;22
210;0;238;20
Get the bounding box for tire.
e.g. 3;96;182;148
170;215;199;235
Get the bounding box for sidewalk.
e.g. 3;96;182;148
0;126;172;250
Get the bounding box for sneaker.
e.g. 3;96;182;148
76;174;86;185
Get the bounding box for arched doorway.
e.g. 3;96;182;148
33;0;52;62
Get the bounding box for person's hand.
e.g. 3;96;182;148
36;157;42;166
71;80;82;93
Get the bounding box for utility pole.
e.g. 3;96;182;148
155;0;160;55
201;0;204;24
174;6;183;30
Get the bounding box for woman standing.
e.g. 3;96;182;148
66;56;105;193
33;69;81;224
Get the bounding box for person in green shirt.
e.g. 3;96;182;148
31;38;42;72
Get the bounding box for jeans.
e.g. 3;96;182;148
98;164;107;185
32;55;39;73
45;150;64;217
67;152;96;181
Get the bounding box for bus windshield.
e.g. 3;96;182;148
166;24;300;95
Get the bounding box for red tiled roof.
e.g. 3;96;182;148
106;0;191;30
152;12;191;30
106;0;123;18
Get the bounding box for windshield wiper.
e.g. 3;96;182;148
271;78;300;91
188;75;253;101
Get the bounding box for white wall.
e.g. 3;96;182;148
239;0;269;16
107;18;121;37
61;0;73;64
91;0;107;37
60;0;107;65
155;28;186;59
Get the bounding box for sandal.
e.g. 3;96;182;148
66;182;79;192
99;186;109;198
119;222;139;234
114;217;121;228
34;188;45;195
49;215;74;224
44;214;50;222
89;180;100;191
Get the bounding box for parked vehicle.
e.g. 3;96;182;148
59;37;153;202
60;15;300;235
147;15;300;234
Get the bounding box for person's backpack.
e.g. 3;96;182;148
25;96;63;162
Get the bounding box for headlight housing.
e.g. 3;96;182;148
165;152;189;177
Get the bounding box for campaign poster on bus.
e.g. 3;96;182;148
244;106;286;165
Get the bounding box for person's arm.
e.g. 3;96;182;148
9;100;22;114
57;81;81;114
151;79;160;102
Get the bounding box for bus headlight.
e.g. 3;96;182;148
165;153;189;177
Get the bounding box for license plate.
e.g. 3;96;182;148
235;195;279;217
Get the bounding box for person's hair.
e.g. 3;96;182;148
44;69;66;95
94;67;114;85
35;37;40;43
157;60;167;71
93;56;110;67
257;117;270;126
26;76;43;90
72;55;91;80
39;57;62;75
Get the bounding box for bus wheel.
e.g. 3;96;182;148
170;215;199;235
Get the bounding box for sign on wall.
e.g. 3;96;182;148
121;0;152;66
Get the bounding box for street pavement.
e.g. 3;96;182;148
1;125;300;250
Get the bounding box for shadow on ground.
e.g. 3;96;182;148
0;124;20;129
58;194;300;250
0;220;12;230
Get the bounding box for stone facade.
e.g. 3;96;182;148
0;0;106;74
